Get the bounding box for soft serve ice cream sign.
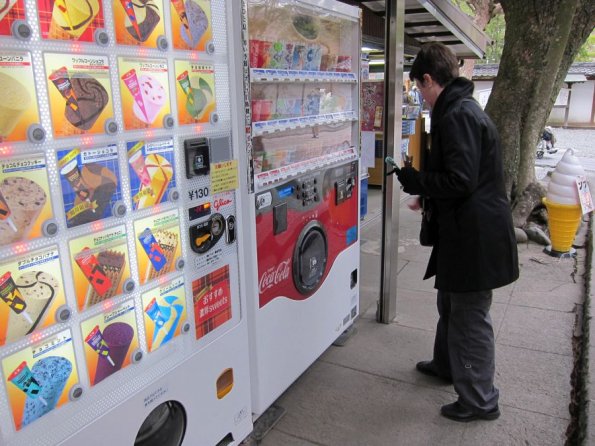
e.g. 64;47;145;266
543;149;593;256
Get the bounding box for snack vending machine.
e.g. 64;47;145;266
238;0;362;417
0;1;253;445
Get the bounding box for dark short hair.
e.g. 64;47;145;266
409;42;459;86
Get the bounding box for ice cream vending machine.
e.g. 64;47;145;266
0;1;253;445
236;0;362;417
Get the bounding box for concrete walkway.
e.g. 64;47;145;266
256;187;589;445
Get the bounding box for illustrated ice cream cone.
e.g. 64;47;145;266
0;177;47;244
49;0;100;40
6;271;59;343
136;154;172;208
146;230;178;281
544;149;586;255
0;73;32;140
22;357;72;426
93;322;133;384
135;75;166;125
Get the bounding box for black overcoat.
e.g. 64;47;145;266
418;77;519;292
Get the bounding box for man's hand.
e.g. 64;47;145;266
396;166;423;195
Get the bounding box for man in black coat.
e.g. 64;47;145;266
395;42;519;422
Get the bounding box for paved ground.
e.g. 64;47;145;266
250;180;590;445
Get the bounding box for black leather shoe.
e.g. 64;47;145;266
440;401;500;422
415;361;452;384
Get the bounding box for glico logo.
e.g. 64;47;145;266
213;197;232;211
259;259;290;294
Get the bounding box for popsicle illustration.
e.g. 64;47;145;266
138;228;168;272
53;0;75;31
0;189;17;232
176;70;195;107
172;0;192;35
49;67;82;120
60;159;95;211
145;297;169;328
8;361;48;406
0;271;33;324
128;149;152;188
121;69;149;123
85;325;116;366
75;248;112;297
119;0;142;40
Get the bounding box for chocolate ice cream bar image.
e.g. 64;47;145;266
119;0;142;40
75;248;112;296
138;228;167;273
93;322;133;385
0;177;47;245
146;230;178;281
85;325;115;366
49;67;82;119
21;356;72;427
181;0;209;49
122;0;160;43
85;250;125;308
0;271;33;324
6;271;60;343
64;74;109;131
8;361;48;406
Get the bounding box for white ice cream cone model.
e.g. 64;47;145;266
543;149;585;257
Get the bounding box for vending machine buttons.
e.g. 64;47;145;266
189;213;225;254
184;138;210;178
226;215;236;244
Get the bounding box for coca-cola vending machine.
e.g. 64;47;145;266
0;1;253;445
236;0;362;418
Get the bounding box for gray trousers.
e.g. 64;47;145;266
432;290;499;411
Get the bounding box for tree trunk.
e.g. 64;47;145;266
486;0;595;199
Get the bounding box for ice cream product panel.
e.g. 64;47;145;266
80;300;139;386
57;145;122;228
0;51;42;143
44;53;113;138
113;0;165;47
170;0;212;51
68;225;131;311
141;276;186;352
0;0;24;36
193;264;232;340
127;138;176;210
118;57;171;130
38;0;104;42
0;247;66;347
133;209;182;286
0;154;53;245
1;329;79;430
174;60;216;125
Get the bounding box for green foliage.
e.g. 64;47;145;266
483;13;505;64
574;31;595;62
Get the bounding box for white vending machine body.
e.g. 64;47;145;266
237;0;362;417
0;1;253;445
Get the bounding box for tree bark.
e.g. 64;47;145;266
486;0;595;199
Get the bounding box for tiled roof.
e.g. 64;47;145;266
472;62;595;80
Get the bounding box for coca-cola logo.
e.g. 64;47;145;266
259;259;290;294
213;197;232;211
